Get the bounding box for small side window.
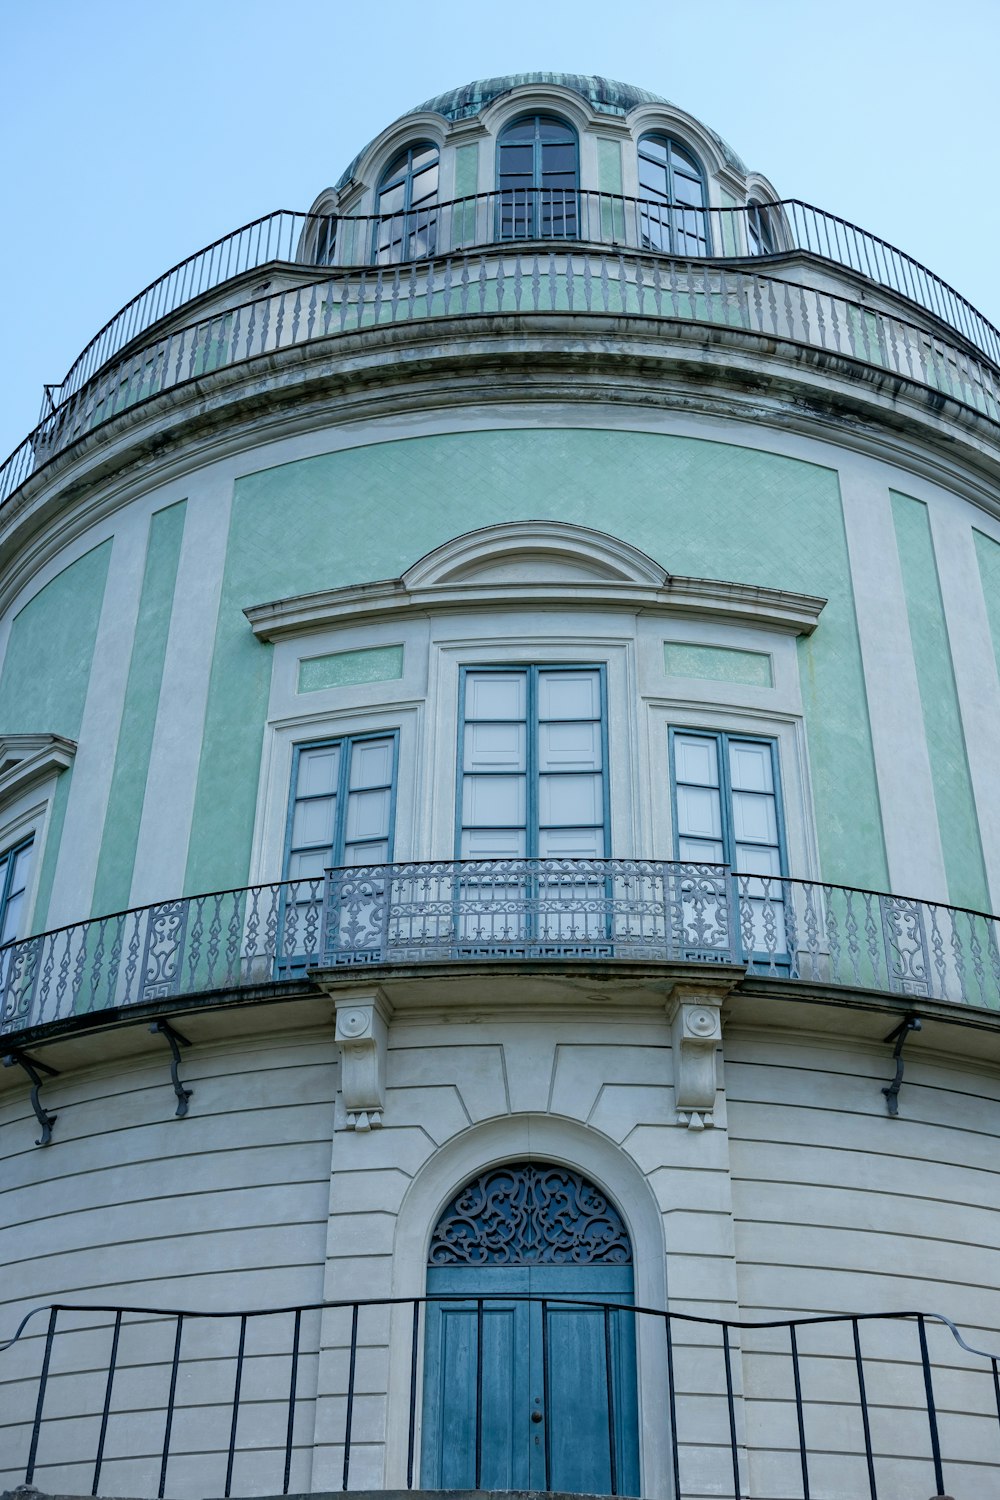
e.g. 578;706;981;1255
0;836;33;947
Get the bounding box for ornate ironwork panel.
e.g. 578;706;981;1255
140;900;189;1001
428;1162;632;1266
879;894;931;997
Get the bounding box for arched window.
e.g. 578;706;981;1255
312;213;337;267
747;199;778;256
497;114;579;241
636;133;709;256
372;141;439;264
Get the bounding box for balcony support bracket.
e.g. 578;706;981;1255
333;989;393;1132
3;1049;59;1145
149;1020;193;1118
881;1013;921;1117
667;974;739;1130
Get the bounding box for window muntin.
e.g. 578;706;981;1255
459;667;606;860
637;134;709;256
497;114;579;241
0;836;33;947
372;142;439;264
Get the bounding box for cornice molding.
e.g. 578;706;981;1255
245;521;826;642
0;734;77;803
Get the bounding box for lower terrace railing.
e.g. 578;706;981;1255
1;862;998;1037
4;248;1000;506
2;1295;997;1499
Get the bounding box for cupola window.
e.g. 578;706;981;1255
747;199;778;256
372;141;439;264
497;114;579;241
636;133;709;256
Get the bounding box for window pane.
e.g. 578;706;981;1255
679;836;725;864
539;827;604;858
345;840;389;867
501;120;535;144
539;773;603;827
729;741;774;792
9;844;32;897
732;790;778;844
465;722;527;772
411;144;437;173
676;783;723;840
538;118;575;144
736;844;781;876
2;891;23;944
538;670;600;720
297;746;340;797
674;735;719;787
538;720;601;771
411;164;438;205
349;739;394;790
291;796;337;850
465;672;526;721
346;787;391;843
500;144;533;174
639;135;669;165
287;849;328;882
461;828;527;859
377;180;406;216
463;775;526;828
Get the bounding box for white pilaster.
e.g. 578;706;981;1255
838;461;948;902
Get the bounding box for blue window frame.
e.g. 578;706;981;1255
458;666;608;860
372;142;439;264
636;134;709;256
669;729;788;962
0;835;33;947
497;115;579;241
281;733;397;966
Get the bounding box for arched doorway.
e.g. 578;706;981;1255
421;1161;640;1494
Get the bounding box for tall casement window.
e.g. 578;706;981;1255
281;734;397;964
747;199;778;256
0;836;33;947
670;729;787;958
636;134;709;256
497;115;579;241
372;142;439;264
459;666;607;859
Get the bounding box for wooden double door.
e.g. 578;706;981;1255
421;1261;640;1495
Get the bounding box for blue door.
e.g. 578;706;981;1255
421;1164;640;1495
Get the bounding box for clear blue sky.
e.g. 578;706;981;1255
1;0;998;463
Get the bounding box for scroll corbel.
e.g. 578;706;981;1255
334;990;392;1131
667;988;726;1130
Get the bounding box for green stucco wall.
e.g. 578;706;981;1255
0;540;113;927
891;492;988;911
185;428;885;895
974;528;1000;672
91;501;186;915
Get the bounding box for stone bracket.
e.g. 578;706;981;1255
333;989;393;1132
667;975;739;1130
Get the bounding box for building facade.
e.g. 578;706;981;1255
1;72;1000;1500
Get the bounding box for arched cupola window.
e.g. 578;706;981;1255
637;133;709;256
497;114;579;241
372;140;439;264
747;198;778;256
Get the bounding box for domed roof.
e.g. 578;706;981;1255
334;72;746;190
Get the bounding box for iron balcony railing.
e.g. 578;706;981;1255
38;194;1000;417
4;248;1000;510
1;861;998;1038
2;1294;997;1500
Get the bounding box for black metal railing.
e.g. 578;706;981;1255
38;194;1000;418
1;1295;997;1499
4;247;1000;510
1;861;998;1039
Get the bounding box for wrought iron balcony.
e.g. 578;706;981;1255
1;861;997;1040
3;243;999;509
3;1292;997;1499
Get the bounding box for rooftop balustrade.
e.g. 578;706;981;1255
3;243;1000;509
1;860;997;1041
3;1292;997;1499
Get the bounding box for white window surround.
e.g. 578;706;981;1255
246;523;824;883
0;734;76;935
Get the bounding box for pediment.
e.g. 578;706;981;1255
402;522;669;588
0;734;76;804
